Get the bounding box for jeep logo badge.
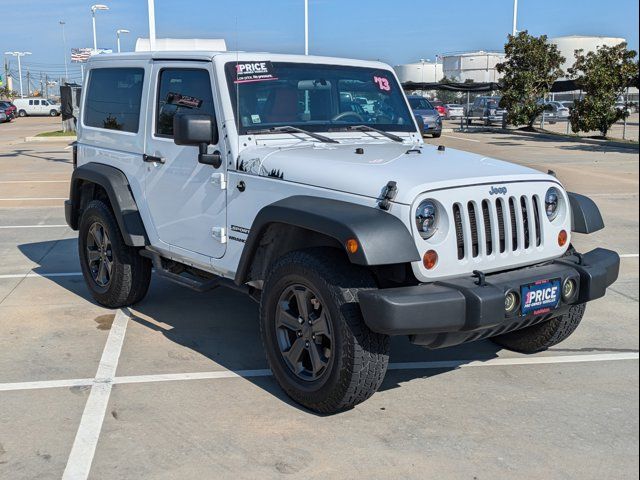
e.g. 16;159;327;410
489;186;508;195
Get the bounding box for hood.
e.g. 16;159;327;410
237;140;553;205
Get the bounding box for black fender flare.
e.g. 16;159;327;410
235;196;420;285
66;163;148;247
568;192;604;234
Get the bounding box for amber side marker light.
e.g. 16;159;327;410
423;250;438;270
345;238;359;254
558;230;568;247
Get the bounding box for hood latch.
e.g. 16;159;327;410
378;181;398;211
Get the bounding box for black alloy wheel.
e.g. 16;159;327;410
86;221;113;288
275;284;333;382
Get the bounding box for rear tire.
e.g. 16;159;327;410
491;304;586;354
260;248;389;414
18;110;27;117
49;110;58;117
78;200;151;308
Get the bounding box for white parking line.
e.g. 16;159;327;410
62;309;130;480
1;352;637;394
0;377;93;392
0;224;68;229
620;254;639;258
0;197;67;201
0;272;82;279
0;180;68;184
442;134;481;143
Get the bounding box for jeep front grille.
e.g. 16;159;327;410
453;195;544;260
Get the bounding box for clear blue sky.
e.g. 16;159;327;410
1;0;638;84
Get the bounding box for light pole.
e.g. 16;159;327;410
59;21;69;83
147;0;157;51
4;51;31;98
91;4;110;52
116;29;130;53
304;0;309;55
512;0;518;36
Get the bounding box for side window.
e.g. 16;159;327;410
29;100;34;106
156;69;214;137
42;100;49;106
84;68;144;133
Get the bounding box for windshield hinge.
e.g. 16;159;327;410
211;227;227;244
210;173;227;190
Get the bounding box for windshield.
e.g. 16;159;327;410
226;62;415;134
408;97;433;110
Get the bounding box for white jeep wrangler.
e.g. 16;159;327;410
65;50;619;413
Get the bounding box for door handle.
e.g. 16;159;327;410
143;154;165;164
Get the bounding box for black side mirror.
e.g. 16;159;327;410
173;113;221;168
414;114;425;134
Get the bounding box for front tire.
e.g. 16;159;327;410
432;132;442;138
260;249;389;414
18;110;27;117
49;110;58;117
491;304;586;354
79;200;151;308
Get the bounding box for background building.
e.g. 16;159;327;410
549;35;627;76
441;51;506;83
394;60;444;84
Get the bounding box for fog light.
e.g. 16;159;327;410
505;291;519;313
558;230;568;247
423;250;438;270
562;278;577;301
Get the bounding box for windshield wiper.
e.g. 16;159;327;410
246;126;339;144
344;125;404;143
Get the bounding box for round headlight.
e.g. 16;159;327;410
545;187;561;221
416;200;439;239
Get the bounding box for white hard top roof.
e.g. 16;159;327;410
87;51;392;71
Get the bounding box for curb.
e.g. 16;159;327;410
503;129;639;151
24;136;77;143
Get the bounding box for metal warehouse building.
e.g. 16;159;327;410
441;51;506;83
394;60;444;84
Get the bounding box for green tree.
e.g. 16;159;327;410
434;76;462;104
0;85;16;100
496;31;565;128
568;43;639;137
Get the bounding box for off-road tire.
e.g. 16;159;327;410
79;200;151;308
260;248;390;414
491;303;586;354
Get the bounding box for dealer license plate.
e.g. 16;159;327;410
521;278;561;315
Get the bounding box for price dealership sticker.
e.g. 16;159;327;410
234;61;279;84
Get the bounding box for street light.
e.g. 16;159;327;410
116;29;130;53
59;21;69;83
304;0;309;55
4;51;31;98
91;4;110;52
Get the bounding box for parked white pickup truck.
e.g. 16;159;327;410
65;49;619;413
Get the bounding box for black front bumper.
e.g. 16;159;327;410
359;248;619;348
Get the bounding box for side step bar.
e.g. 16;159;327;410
140;249;250;296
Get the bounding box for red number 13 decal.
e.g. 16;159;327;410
374;76;391;92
